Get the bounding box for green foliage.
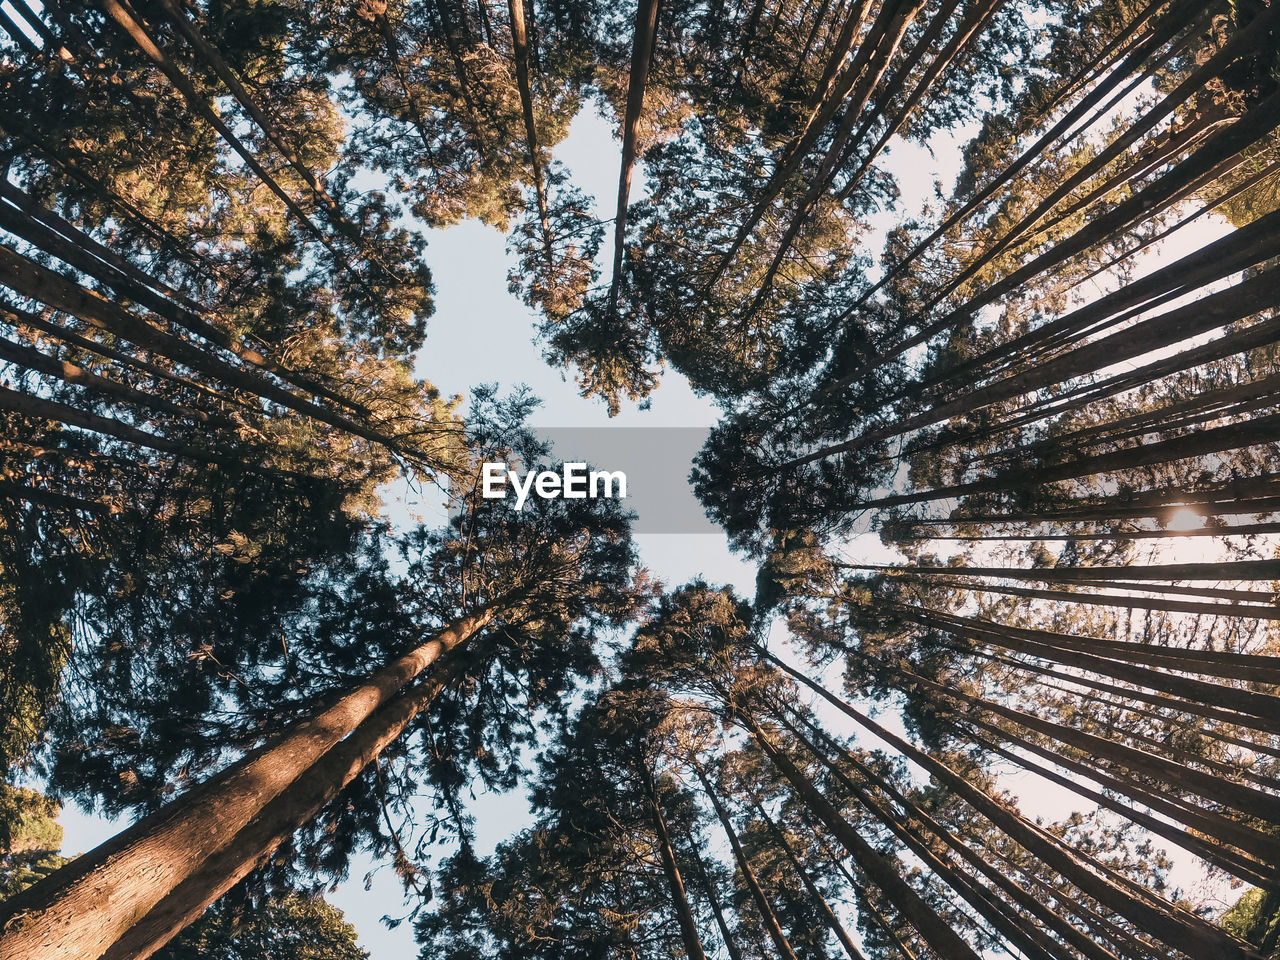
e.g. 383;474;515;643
0;786;67;902
1223;888;1280;955
153;893;369;960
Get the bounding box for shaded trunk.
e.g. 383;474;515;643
641;760;708;960
764;650;1266;960
728;704;984;960
507;0;554;265
684;830;747;960
607;0;662;314
694;761;801;960
751;796;866;960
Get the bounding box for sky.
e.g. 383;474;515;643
57;103;949;957
57;107;763;959
52;85;1247;957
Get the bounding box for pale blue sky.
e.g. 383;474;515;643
59;108;760;959
56;103;969;960
331;110;761;956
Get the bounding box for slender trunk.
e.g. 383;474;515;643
96;0;338;257
896;5;1280;346
0;386;202;462
2;305;250;416
784;248;1280;471
777;709;1069;960
0;181;376;419
684;831;747;960
640;760;708;960
764;650;1266;960
897;664;1280;819
826;730;1128;960
844;407;1280;511
900;522;1280;543
728;706;984;960
896;604;1280;685
0;477;107;515
0;334;205;425
806;41;1280;413
0;6;42;55
607;0;661;314
714;0;920;279
801;0;1202;368
834;0;1003;206
0;245;425;456
902;79;1280;372
926;578;1274;624
694;761;801;960
962;721;1279;886
151;0;349;226
957;642;1280;740
741;0;942;317
751;797;866;960
983;655;1280;760
507;0;554;265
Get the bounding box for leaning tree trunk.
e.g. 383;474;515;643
694;761;801;960
640;759;708;960
97;648;479;960
727;704;984;960
684;827;748;960
0;606;500;960
607;0;661;315
750;796;867;960
507;0;555;266
765;651;1267;960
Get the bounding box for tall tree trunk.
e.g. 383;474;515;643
694;761;801;960
0;607;500;960
727;706;984;960
895;604;1280;685
507;0;554;266
640;759;708;960
777;709;1070;960
0;245;432;458
764;650;1266;960
97;646;478;960
96;0;339;258
750;796;866;960
607;0;662;315
684;830;747;960
960;719;1279;886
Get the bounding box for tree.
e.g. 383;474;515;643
152;892;368;960
0;402;642;960
0;787;67;901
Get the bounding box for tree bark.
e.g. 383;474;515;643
694;761;800;960
98;647;477;960
729;707;984;960
0;607;499;960
640;759;708;960
607;0;662;314
764;650;1266;960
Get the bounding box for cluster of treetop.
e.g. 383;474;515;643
2;1;1280;958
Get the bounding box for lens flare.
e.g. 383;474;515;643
1165;507;1205;531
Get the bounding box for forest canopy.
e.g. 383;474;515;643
2;1;1280;959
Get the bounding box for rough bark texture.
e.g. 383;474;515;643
0;609;496;960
